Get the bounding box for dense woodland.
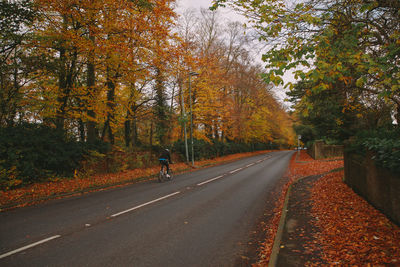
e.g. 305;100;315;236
0;0;295;188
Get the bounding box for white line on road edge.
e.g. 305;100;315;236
197;175;224;186
229;168;243;174
111;191;181;218
0;235;61;259
246;163;255;167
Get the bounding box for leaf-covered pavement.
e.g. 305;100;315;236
255;150;400;266
311;170;400;265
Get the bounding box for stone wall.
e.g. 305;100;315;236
344;151;400;226
308;140;344;160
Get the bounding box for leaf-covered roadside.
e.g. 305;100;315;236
255;150;400;266
0;150;271;211
289;151;343;180
310;171;400;265
255;151;343;265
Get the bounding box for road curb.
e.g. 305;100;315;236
268;174;324;267
268;177;293;267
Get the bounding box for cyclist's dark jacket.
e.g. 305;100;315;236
159;150;171;163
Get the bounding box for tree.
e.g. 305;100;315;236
0;0;36;127
287;81;357;144
212;0;399;139
174;8;295;147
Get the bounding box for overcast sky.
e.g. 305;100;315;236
176;0;247;22
177;0;212;10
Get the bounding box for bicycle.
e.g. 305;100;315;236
158;163;173;182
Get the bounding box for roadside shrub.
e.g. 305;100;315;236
0;123;109;189
363;138;400;174
347;127;400;174
0;163;21;190
173;138;274;161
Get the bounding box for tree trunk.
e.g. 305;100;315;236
154;68;168;146
213;120;219;140
78;118;86;142
102;65;116;144
132;117;139;147
86;32;97;143
150;120;153;148
56;15;67;131
125;115;131;148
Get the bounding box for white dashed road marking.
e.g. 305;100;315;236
0;235;61;259
197;175;224;186
229;168;243;174
111;191;181;218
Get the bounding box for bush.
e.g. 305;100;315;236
363;138;400;174
0;123;109;189
173;138;274;161
347;127;400;174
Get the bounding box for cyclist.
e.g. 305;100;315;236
159;148;172;177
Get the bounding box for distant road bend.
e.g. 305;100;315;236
0;150;294;266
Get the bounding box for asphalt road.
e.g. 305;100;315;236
0;150;294;266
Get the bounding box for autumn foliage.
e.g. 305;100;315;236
1;0;296;146
1;0;295;188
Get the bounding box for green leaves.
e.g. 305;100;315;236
355;77;366;88
0;123;92;188
363;138;400;174
261;72;283;86
360;2;379;13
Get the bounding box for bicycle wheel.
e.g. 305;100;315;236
167;169;173;181
158;170;164;182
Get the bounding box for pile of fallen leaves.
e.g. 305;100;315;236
289;151;343;179
256;150;400;266
0;150;271;210
311;170;400;265
255;150;344;266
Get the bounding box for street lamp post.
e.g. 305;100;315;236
181;84;189;163
298;135;301;150
188;71;199;166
